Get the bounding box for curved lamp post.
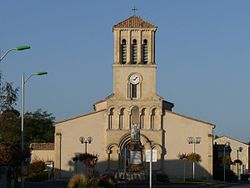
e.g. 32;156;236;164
0;46;31;63
79;136;93;153
21;71;47;188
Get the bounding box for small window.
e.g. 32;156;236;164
132;39;137;64
142;39;148;64
150;108;156;129
140;108;145;129
131;84;137;98
108;108;114;129
121;39;127;64
119;108;124;129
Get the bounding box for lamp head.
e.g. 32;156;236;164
196;137;201;144
225;142;230;147
239;147;243;152
36;72;48;76
87;137;93;144
79;136;85;143
187;137;194;144
16;46;31;51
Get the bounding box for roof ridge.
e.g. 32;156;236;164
216;136;249;145
113;16;157;29
168;111;216;127
54;109;106;125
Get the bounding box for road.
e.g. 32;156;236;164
228;183;250;188
18;180;250;188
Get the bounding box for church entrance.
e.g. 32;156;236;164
115;125;148;181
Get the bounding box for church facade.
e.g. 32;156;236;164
54;16;215;180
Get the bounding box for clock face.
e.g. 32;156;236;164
130;74;140;85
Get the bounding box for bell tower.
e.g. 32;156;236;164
112;16;158;100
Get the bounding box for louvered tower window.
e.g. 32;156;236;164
121;39;127;64
142;39;148;64
132;39;137;64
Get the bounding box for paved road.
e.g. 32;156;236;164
18;180;250;188
228;183;250;188
18;180;67;188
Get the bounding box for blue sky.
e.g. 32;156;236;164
1;0;249;142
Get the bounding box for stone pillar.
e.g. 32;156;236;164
127;30;131;64
113;110;119;129
148;31;152;64
155;109;162;130
144;109;151;130
151;30;155;64
124;108;129;130
137;30;142;64
114;30;120;64
54;132;62;178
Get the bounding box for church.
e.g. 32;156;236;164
54;15;215;180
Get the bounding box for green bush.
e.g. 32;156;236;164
23;160;46;176
29;170;48;182
67;174;88;188
30;160;46;174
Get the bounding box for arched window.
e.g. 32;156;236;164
150;108;156;129
142;39;148;64
140;108;145;129
119;108;124;129
132;39;137;64
121;39;127;64
108;108;114;129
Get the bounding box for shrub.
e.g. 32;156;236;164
87;169;100;187
156;173;169;183
28;170;48;182
187;153;202;163
67;174;88;188
30;160;46;174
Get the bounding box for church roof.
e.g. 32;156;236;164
113;16;157;30
168;111;216;128
54;109;106;125
215;136;249;146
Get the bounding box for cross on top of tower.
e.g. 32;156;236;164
132;6;138;15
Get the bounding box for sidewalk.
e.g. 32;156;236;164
118;180;250;188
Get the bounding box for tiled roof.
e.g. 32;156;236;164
30;143;54;150
113;16;157;29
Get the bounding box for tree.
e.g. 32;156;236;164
0;73;18;113
24;109;55;143
0;109;20;144
0;73;20;144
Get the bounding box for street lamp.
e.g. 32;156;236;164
21;71;47;188
0;46;31;63
187;136;201;180
223;142;230;182
237;146;243;181
79;136;93;153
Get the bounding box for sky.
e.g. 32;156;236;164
0;0;249;142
